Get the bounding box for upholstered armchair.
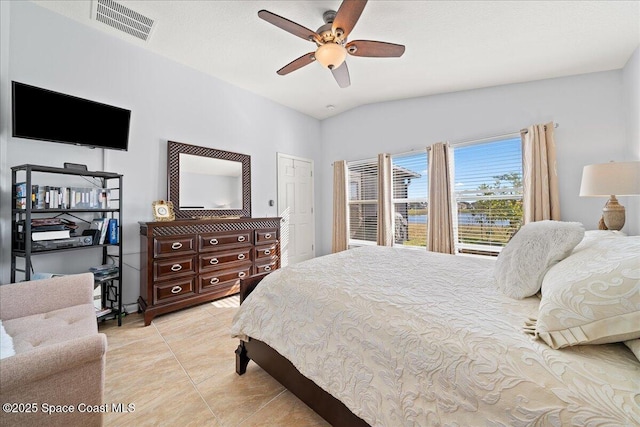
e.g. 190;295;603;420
0;273;107;426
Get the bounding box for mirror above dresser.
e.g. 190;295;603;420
167;141;251;219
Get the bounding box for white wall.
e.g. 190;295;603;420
318;70;631;255
2;2;638;300
0;2;322;312
622;46;640;235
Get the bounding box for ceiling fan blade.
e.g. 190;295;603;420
332;0;367;39
346;40;405;57
331;62;351;88
277;52;316;75
258;10;320;43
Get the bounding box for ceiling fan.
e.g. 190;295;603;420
258;0;405;88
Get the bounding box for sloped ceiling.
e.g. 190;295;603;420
33;0;640;119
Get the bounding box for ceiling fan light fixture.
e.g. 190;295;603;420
315;43;347;69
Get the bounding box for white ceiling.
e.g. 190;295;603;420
33;0;640;120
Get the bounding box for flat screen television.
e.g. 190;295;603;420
12;81;131;151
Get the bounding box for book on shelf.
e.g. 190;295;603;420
16;184;110;210
31;229;71;241
15;182;27;208
16;218;78;242
91;264;119;282
98;218;110;244
89;218;109;244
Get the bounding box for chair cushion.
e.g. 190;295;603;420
2;304;97;354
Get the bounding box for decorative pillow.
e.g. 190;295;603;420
533;236;640;349
0;320;16;359
494;221;585;299
624;339;640;362
571;230;626;253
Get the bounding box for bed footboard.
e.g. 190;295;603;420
236;337;369;427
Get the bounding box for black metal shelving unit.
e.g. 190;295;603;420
11;164;124;326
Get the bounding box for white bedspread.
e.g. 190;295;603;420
231;246;640;426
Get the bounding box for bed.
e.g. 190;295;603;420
231;224;640;426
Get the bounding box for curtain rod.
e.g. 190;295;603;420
332;122;560;164
450;122;559;147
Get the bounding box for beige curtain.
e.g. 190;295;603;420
332;160;349;253
427;142;455;254
377;153;394;246
521;122;561;223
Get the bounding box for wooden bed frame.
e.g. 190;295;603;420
235;276;369;427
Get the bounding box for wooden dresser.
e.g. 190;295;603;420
139;217;280;325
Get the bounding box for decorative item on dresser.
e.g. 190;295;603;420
138;217;280;325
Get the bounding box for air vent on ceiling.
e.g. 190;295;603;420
91;0;156;41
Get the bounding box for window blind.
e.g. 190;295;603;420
452;137;523;255
347;159;378;244
391;151;428;247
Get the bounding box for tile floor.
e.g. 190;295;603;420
98;297;329;426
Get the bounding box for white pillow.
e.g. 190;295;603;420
0;320;16;359
624;339;640;362
533;236;640;348
494;221;585;299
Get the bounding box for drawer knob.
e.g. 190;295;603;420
264;249;271;255
264;266;272;272
238;272;246;278
171;242;183;250
170;264;183;272
171;285;182;294
238;236;246;242
238;253;246;260
265;233;272;239
210;277;220;285
209;238;219;245
209;258;219;265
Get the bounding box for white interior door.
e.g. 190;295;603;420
277;153;315;267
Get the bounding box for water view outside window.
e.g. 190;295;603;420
346;137;523;254
453;137;523;255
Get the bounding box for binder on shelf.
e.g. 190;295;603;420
107;219;119;244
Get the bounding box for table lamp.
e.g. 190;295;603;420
579;161;640;230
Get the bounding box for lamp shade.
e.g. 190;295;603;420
579;161;640;197
315;43;347;70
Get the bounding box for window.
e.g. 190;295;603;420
345;136;523;256
452;137;523;255
347;159;378;245
391;151;428;247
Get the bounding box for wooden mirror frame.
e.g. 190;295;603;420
167;141;251;219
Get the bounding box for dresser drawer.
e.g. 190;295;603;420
199;266;251;294
199;231;252;251
199;248;252;271
154;235;196;257
255;229;278;244
153;256;196;281
255;258;278;275
153;277;196;305
255;242;278;260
